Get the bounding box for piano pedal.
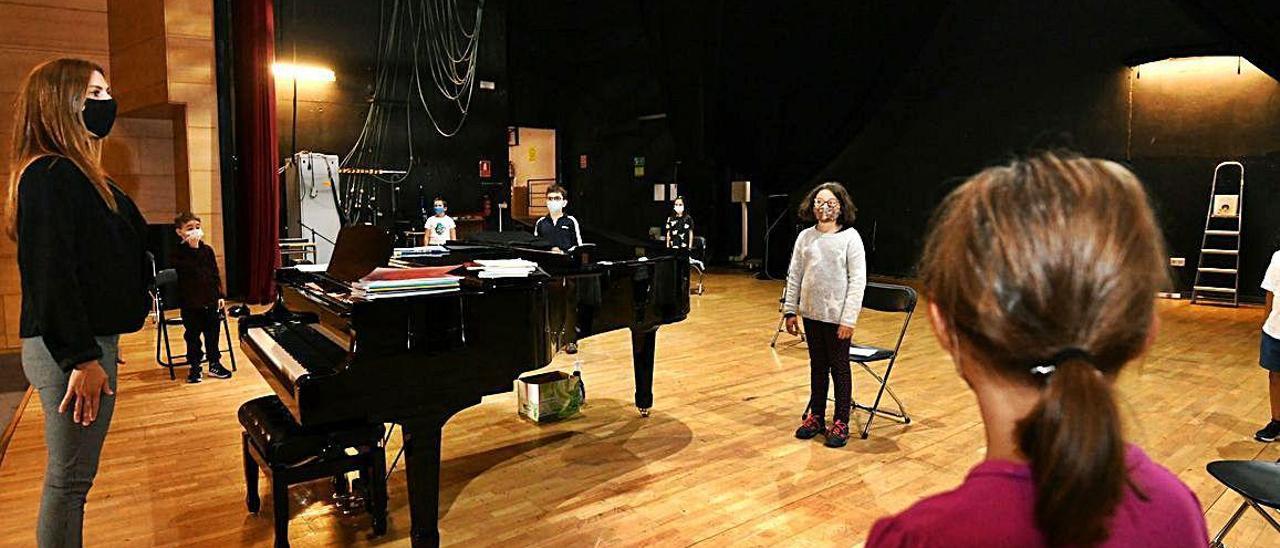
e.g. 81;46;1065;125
333;492;366;516
638;407;650;418
332;475;366;515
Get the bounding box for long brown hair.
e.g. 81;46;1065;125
919;151;1167;546
797;181;857;226
5;58;117;240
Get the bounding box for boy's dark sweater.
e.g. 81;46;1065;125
170;241;223;308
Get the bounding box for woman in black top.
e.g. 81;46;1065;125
5;59;151;547
664;196;694;249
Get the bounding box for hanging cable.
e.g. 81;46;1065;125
338;0;487;224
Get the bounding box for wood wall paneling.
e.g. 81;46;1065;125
108;36;168;114
1;294;18;348
0;47;110;93
0;3;108;54
0;0;221;349
105;0;165;52
163;0;213;40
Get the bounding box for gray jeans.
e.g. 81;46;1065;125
21;335;119;548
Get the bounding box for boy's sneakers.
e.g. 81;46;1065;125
186;366;202;384
824;420;850;448
206;363;233;380
1255;419;1280;442
795;413;826;440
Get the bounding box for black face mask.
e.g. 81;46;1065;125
82;97;117;138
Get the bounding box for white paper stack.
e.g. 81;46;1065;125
472;258;539;279
392;246;449;258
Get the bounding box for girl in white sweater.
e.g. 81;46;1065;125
783;181;867;447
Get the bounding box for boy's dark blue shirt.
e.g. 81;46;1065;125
534;214;583;250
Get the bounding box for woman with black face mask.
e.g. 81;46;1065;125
4;58;151;547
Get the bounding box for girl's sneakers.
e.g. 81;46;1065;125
796;414;851;448
824;420;850;448
795;413;826;439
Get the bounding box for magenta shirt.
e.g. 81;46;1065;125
867;445;1208;547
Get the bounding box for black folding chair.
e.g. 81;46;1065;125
847;282;916;439
153;268;237;380
1207;457;1280;548
689;236;708;295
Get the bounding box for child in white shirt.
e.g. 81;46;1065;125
423;197;456;246
1256;249;1280;441
782;181;867;448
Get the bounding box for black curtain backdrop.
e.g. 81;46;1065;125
257;0;1280;289
1174;0;1280;80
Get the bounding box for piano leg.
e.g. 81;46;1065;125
631;327;657;416
401;414;448;548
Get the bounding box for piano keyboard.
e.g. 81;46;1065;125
245;327;310;385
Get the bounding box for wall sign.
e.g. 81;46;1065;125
579;154;588;169
633;156;645;178
479;160;492;179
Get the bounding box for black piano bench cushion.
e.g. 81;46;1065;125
237;396;384;466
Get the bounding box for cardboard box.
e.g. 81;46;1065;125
516;371;583;423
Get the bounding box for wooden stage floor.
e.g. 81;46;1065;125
1;272;1278;547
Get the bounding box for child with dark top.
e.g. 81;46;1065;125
533;185;582;253
867;152;1207;547
665;196;694;249
170;212;230;383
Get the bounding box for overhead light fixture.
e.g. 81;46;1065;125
1131;56;1252;79
272;62;336;82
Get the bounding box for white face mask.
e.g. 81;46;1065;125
185;228;204;243
673;205;684;214
547;199;565;214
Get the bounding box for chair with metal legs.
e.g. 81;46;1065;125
770;285;805;348
153;267;238;380
1207;457;1280;547
847;282;916;439
689;236;708;295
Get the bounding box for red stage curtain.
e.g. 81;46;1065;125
232;0;280;303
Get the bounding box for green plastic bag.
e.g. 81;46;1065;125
516;371;583;423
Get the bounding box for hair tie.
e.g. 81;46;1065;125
1029;347;1092;378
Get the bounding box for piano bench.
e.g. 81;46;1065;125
237;396;388;548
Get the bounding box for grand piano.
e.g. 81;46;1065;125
238;222;690;546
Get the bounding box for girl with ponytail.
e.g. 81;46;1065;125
867;152;1208;547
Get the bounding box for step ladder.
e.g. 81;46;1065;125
1191;161;1244;307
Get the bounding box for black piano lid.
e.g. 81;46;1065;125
325;225;395;283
